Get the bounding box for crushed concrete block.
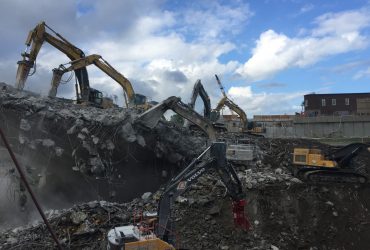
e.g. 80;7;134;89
55;147;64;157
141;192;152;201
121;123;137;142
325;201;334;207
175;196;188;203
136;135;146;147
92;136;99;144
70;211;87;225
20;119;31;131
81;127;89;134
275;168;283;175
106;139;115;150
77;133;86;140
208;204;221;215
42;139;55;148
18;135;27;144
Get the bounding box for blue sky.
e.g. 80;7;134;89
1;0;370;116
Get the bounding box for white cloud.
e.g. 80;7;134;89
228;86;253;98
0;0;250;106
237;8;370;81
226;87;305;116
182;1;253;40
353;66;370;79
300;4;314;14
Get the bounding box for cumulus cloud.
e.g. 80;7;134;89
237;8;370;81
181;1;253;40
0;0;249;106
226;87;304;116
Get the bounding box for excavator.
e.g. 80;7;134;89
107;142;250;249
15;21;147;109
49;54;148;108
184;80;226;132
213;75;265;136
213;75;248;132
106;96;250;248
15;21;93;102
187;79;211;119
293;143;370;183
135;96;217;141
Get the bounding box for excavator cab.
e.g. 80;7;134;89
88;88;103;106
134;93;147;106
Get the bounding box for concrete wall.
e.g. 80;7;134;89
264;115;370;139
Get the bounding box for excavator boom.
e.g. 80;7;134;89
156;142;250;243
49;54;139;107
213;75;248;132
16;21;89;100
188;79;211;119
135;96;216;141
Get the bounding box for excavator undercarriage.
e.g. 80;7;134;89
293;143;369;184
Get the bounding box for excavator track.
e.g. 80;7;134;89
296;168;367;184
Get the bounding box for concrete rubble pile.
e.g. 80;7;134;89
1;82;370;249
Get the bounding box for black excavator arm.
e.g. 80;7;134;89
188;79;211;119
134;96;217;141
155;142;250;243
330;143;370;168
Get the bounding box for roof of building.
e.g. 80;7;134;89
304;92;370;97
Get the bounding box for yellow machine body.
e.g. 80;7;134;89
293;148;337;168
125;238;175;250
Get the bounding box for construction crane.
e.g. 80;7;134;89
107;142;250;248
293;143;369;183
49;54;147;108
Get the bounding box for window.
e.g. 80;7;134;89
321;99;326;106
345;98;349;105
332;99;336;106
305;100;308;107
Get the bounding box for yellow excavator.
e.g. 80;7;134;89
293;143;369;183
49;54;148;109
15;21;148;109
15;21;94;101
213;74;248;132
213;75;265;136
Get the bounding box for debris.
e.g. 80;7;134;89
70;211;88;225
141;192;152;201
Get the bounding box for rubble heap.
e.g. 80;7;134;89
1;83;370;249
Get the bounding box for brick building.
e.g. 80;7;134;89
304;93;370;116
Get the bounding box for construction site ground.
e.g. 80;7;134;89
0;82;370;250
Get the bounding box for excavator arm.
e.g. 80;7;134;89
213;74;248;131
188;80;211;119
16;21;89;100
49;54;139;107
134;96;216;141
156;142;250;242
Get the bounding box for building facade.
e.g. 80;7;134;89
304;93;370;116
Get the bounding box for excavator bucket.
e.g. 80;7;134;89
15;60;33;90
232;199;250;230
